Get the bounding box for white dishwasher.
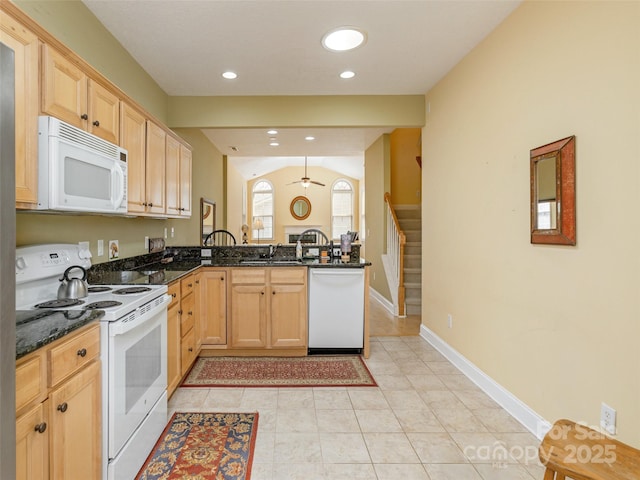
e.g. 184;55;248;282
308;268;365;353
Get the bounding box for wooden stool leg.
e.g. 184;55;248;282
543;468;556;480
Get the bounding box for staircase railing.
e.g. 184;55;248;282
384;192;406;316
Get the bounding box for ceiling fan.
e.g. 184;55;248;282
288;156;325;188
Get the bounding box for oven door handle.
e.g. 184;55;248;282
109;294;171;337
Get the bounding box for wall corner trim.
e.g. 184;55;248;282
420;324;552;440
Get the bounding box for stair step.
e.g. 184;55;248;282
394;205;421;220
404;231;422;242
399;219;421;230
406;303;422;315
404;254;421;269
404;243;421;255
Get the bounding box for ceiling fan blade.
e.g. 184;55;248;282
287;180;303;185
310;180;325;186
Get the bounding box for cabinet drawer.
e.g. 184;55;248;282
232;268;266;284
49;324;100;387
180;292;195;336
168;281;181;308
270;267;306;284
181;273;195;297
16;350;47;413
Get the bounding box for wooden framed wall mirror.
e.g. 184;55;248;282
200;197;216;246
530;135;576;245
290;196;311;220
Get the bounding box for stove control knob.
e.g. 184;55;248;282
15;256;28;270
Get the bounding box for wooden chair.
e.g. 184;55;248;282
539;419;640;480
203;229;237;246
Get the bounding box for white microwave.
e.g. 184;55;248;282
37;116;128;214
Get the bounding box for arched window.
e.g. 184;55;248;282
252;180;273;240
331;179;353;240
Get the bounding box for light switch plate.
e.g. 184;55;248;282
308;247;320;257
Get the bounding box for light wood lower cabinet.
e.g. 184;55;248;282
197;270;227;346
179;274;198;377
167;281;182;397
16;401;48;480
15;322;101;480
49;360;101;479
230;267;307;350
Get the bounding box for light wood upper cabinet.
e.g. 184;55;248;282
179;144;192;216
0;13;39;207
166;137;192;217
120;102;147;214
145;120;167;215
165;135;181;216
41;44;119;143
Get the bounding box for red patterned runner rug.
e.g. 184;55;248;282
135;412;258;480
182;356;377;387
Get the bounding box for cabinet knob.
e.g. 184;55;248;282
261;291;265;295
172;293;177;298
188;310;193;316
188;283;193;288
57;402;68;413
178;309;183;315
34;422;47;434
80;113;88;120
272;291;276;295
77;348;87;357
142;202;147;207
93;120;100;127
195;280;200;285
148;203;153;207
188;347;193;352
220;277;224;281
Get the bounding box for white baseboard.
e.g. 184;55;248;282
369;288;396;315
420;324;551;440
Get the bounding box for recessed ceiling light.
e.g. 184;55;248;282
322;27;367;52
269;141;279;146
267;129;278;135
340;70;356;79
222;71;237;79
305;136;315;141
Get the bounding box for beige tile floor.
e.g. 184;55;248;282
168;335;547;479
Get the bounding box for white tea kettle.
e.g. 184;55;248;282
57;265;89;300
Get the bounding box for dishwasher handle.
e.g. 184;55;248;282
310;269;364;276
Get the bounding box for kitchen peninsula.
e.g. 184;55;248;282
87;243;371;398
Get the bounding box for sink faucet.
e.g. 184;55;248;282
268;243;282;258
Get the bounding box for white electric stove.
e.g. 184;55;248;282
16;244;170;480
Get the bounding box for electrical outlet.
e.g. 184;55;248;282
600;402;616;435
164;227;168;239
144;236;149;250
448;314;453;328
332;247;341;257
171;227;175;238
97;240;104;256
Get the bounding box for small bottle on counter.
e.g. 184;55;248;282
296;240;302;259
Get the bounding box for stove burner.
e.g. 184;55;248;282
88;286;112;293
85;300;123;309
35;298;84;309
113;286;152;295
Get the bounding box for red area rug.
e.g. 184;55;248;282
182;356;377;387
135;412;258;480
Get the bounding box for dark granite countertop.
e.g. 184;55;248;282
16;309;103;360
88;252;370;286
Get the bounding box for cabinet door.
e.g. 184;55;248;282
165;135;181;216
145;121;166;214
199;270;227;345
180;328;196;377
0;14;39;206
120;102;147;213
230;284;267;348
180;292;195;337
269;284;307;348
49;360;101;480
87;80;119;143
41;45;87;129
179;144;192;216
167;301;181;397
16;401;48;480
